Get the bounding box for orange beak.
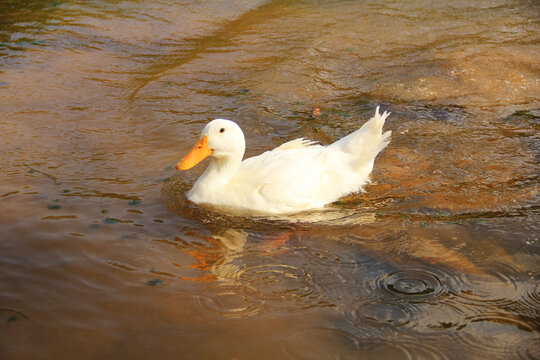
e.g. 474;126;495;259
176;135;213;170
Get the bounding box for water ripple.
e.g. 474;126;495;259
236;264;323;309
191;283;263;319
299;241;359;269
351;300;412;328
375;269;448;302
519;338;540;360
282;331;450;360
448;261;539;334
464;312;537;332
453;261;522;303
523;273;540;310
444;316;540;360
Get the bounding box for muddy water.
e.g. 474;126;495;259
1;0;539;359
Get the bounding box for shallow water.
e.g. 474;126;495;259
1;0;539;359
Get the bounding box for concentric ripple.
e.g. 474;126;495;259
531;280;540;304
465;312;536;332
351;301;412;328
191;283;264;319
447;261;539;335
445;314;540;360
453;261;522;303
236;264;323;309
524;274;540;310
299;239;360;270
375;269;447;302
519;337;540;360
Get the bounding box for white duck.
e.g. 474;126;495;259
176;107;391;214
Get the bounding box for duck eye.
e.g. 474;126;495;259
220;128;225;133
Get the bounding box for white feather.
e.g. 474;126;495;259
181;108;391;214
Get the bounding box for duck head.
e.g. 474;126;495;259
176;119;246;170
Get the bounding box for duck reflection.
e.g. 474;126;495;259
177;227;294;284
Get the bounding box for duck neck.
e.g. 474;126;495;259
193;152;243;193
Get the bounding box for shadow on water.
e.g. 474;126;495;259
124;0;288;101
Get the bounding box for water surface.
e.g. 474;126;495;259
1;0;539;359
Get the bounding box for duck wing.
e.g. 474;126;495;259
273;138;318;151
230;144;333;212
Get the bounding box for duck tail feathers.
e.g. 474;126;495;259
367;106;391;134
329;106;391;156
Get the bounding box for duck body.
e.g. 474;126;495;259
177;107;391;214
